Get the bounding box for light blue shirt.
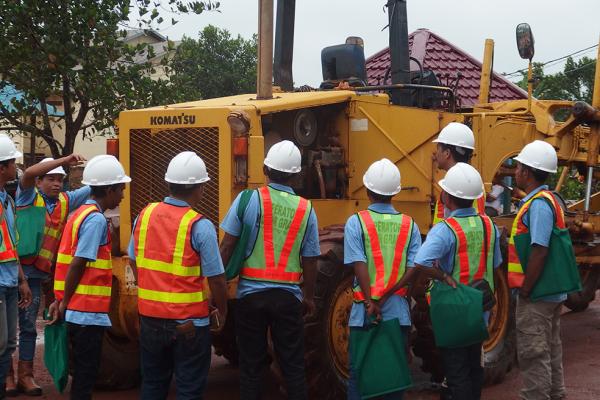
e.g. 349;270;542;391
220;183;321;301
0;190;19;288
16;185;91;279
415;207;502;325
344;203;422;327
65;199;111;327
519;185;567;303
414;208;502;272
129;197;225;327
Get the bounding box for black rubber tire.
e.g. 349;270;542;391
95;331;141;390
212;299;239;365
565;268;600;312
483;269;517;385
304;226;350;400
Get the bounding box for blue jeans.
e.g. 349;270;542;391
347;325;410;400
0;286;18;383
140;316;212;400
18;277;42;361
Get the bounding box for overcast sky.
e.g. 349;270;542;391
154;0;600;87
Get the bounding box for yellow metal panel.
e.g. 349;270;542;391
132;91;357;115
248;136;265;185
346;99;462;230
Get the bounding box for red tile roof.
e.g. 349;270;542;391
366;29;527;108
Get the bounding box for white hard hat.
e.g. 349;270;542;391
81;155;131;186
363;158;401;196
513;140;558;173
264;140;301;173
432;122;475;150
39;158;66;176
438;162;483;200
165;151;210;184
0;134;22;162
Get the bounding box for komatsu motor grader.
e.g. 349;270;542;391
100;0;600;397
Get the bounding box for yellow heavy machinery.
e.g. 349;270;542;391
102;0;600;397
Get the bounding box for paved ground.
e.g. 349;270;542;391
16;296;600;399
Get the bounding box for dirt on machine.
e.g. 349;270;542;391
99;0;600;397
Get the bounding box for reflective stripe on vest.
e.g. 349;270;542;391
0;198;17;262
352;210;414;302
53;204;112;313
432;191;486;225
134;202;208;319
20;192;69;273
507;190;565;288
444;215;495;290
241;186;311;284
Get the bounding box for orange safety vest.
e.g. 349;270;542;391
241;186;311;284
0;198;17;263
134;202;209;319
53;204;113;313
20;192;69;273
507;190;565;289
352;210;414;302
432;192;486;225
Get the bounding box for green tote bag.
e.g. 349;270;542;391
225;189;253;280
43;316;69;393
16;206;46;258
429;282;489;349
349;318;412;399
514;228;582;301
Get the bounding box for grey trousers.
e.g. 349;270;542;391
516;295;565;400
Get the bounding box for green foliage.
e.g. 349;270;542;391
169;25;258;101
0;1;218;158
516;57;597;201
517;56;596;104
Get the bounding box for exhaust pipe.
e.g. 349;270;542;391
273;0;296;91
387;0;411;106
257;0;274;99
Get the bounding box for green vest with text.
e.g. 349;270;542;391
353;210;414;302
444;215;495;290
241;186;311;284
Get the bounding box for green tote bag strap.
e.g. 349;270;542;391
225;189;254;280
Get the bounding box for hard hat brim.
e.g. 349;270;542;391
164;176;211;184
432;138;475;150
263;159;301;174
0;150;23;162
438;179;482;200
513;156;557;173
81;175;132;186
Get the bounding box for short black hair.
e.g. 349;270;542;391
0;159;15;168
168;182;202;197
90;183;124;198
448;193;474;209
367;189;393;203
265;167;295;184
523;164;549;184
439;143;473;163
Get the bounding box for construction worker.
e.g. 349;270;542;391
8;156;87;396
413;163;502;400
48;155;130;400
128;151;228;400
432;122;485;224
0;135;32;399
345;159;421;400
220;140;320;400
509;141;566;400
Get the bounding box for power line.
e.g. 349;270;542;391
503;44;598;77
